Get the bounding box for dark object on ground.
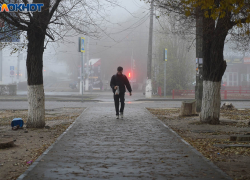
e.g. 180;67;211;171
180;100;197;116
45;125;50;129
11;118;24;128
0;138;14;149
230;135;250;142
221;102;235;110
12;125;20;130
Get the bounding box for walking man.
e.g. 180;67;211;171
110;66;132;119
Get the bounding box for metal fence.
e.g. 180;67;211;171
172;89;250;100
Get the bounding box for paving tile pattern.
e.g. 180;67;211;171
23;105;230;180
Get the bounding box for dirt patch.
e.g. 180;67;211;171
0;107;84;180
147;108;250;180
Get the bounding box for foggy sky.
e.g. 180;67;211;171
43;0;149;81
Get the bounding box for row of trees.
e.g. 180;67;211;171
153;15;195;94
153;0;250;124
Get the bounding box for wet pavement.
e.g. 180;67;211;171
14;93;234;180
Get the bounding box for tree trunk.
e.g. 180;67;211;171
199;12;231;124
26;29;46;128
25;0;50;128
200;81;221;124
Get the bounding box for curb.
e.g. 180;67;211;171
16;108;89;180
136;98;250;102
0;99;99;102
144;107;233;180
55;100;99;102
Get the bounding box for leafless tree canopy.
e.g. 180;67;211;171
0;0;118;44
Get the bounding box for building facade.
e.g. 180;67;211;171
223;56;250;88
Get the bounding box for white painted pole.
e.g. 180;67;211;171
164;61;166;97
86;36;90;91
17;47;20;84
81;52;85;102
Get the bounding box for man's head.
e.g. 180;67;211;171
117;66;123;75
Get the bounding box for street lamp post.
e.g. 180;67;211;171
146;0;154;98
195;7;203;113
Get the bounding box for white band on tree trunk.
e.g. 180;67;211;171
27;84;45;128
200;80;221;125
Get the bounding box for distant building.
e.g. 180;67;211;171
223;46;250;88
0;47;26;85
0;17;26;85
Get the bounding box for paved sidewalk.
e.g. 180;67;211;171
20;104;231;180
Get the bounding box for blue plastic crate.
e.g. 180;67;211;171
11;118;24;128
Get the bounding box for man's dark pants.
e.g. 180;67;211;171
113;93;125;115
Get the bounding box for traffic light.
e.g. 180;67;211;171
128;72;131;78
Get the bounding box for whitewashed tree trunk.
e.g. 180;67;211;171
145;79;152;98
200;81;221;124
26;84;45;128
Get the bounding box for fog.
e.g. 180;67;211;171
3;0;249;96
40;0;150;93
1;0;196;94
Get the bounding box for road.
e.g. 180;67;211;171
1;91;250;109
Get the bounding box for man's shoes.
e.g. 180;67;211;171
120;113;123;119
116;115;119;119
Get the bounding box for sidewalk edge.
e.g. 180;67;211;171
16;108;89;180
136;98;250;101
0;99;99;102
144;107;233;180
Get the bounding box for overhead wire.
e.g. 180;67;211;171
104;12;150;36
90;14;150;55
131;0;149;10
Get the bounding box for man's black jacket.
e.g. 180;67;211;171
110;74;132;94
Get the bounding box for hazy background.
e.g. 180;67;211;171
41;0;151;92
